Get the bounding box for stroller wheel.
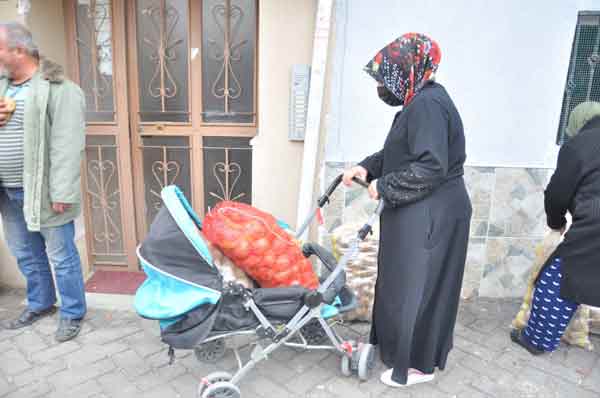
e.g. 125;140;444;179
340;355;352;377
195;339;226;363
199;381;240;398
300;319;328;345
357;343;375;381
198;372;233;397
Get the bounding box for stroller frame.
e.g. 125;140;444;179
195;175;384;397
138;175;383;397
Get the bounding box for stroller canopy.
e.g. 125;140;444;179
135;186;223;321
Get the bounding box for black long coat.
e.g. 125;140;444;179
544;116;600;307
359;82;472;384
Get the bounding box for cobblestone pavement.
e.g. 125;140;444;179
0;287;599;398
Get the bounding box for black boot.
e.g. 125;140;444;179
510;328;545;356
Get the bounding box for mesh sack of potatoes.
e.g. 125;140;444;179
590;306;600;336
512;230;594;351
331;222;380;322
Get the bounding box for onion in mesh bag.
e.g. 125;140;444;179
203;201;318;289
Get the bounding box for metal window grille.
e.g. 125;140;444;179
557;11;600;145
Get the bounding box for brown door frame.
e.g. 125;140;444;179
125;0;258;242
63;0;139;272
64;0;259;272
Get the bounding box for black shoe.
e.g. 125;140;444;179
510;328;545;356
4;306;57;330
55;318;83;343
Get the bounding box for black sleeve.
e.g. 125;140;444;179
544;144;583;230
376;98;449;208
358;150;384;183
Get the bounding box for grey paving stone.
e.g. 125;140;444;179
0;373;15;396
177;353;222;379
96;370;142;398
50;358;115;390
434;365;480;395
122;330;164;359
111;349;152;379
29;340;81;363
65;342;129;367
11;358;67;387
78;324;141;346
0;328;25;342
322;377;369;398
0;338;14;353
581;357;600;393
139;384;180;398
48;379;104;398
240;375;296;398
0;349;32;375
468;371;518;397
3;380;53;398
31;316;60;337
255;356;300;384
304;384;340;398
284;348;331;374
10;330;49;355
284;363;334;395
453;335;498;362
134;364;187;392
1;290;598;398
562;346;598;374
170;373;200;398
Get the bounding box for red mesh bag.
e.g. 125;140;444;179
202;201;319;289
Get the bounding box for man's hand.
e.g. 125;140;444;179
342;165;368;187
368;180;380;200
52;203;72;214
0;98;10;127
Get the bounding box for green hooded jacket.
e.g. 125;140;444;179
0;58;85;231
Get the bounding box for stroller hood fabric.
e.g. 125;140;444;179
135;186;223;348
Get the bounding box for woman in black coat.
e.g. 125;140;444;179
343;33;472;387
511;101;600;355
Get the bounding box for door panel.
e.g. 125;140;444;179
65;0;139;271
65;0;258;271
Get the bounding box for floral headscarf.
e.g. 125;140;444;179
364;33;441;106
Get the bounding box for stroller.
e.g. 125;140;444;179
135;176;383;398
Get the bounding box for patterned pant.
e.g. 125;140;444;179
523;257;579;352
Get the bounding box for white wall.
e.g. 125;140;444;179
29;0;67;66
253;0;317;227
326;0;600;168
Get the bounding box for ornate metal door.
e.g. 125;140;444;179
127;0;257;240
64;0;257;272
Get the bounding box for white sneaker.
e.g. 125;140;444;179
380;368;435;387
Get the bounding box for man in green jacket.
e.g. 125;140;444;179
0;22;86;342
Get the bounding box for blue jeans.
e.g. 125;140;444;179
0;188;86;319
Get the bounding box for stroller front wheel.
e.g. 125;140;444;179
197;372;234;397
357;343;376;381
199;381;240;398
340;355;352;377
195;339;226;363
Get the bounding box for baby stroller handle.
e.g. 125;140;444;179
319;174;368;207
296;174;370;239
